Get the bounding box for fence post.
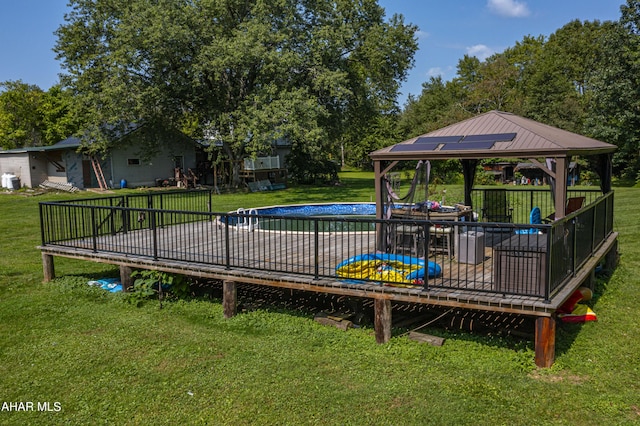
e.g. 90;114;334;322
572;218;577;278
591;199;598;254
151;209;158;260
530;190;534;213
39;204;46;246
314;218;319;279
422;221;430;291
109;198;116;235
122;195;129;234
91;206;97;253
225;214;231;270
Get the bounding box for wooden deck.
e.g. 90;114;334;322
39;219;617;315
39;217;619;369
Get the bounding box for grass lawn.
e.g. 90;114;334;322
0;172;638;425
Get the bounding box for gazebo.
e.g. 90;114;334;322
370;110;618;367
371;110;615;222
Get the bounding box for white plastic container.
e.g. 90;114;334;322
5;174;16;189
1;173;11;188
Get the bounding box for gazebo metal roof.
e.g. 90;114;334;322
370;110;616;160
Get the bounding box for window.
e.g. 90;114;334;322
127;158;140;165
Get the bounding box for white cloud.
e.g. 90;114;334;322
466;44;495;61
427;67;444;78
487;0;530;18
415;30;430;39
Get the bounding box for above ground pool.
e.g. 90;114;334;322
222;202;377;232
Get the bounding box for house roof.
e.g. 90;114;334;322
370;110;617;161
0;138;79;154
515;161;577;171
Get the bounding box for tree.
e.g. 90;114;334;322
398;76;471;138
0;81;45;149
585;1;640;180
54;0;417;184
0;81;76;150
463;55;519;114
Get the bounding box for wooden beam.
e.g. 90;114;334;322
408;331;445;346
604;239;619;272
42;253;55;282
381;160;399;177
527;158;555;179
534;316;556;368
374;298;392;343
119;265;133;292
223;280;237;318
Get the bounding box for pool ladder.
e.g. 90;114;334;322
236;208;259;231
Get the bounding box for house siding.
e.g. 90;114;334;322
0;153;31;188
110;142;197;188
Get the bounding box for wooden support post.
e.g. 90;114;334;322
223;280;237;319
604;240;618;272
374;298;392;344
119;265;133;292
42;253;55;282
534;316;556;368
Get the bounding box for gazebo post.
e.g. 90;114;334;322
554;157;568;219
374;160;384;252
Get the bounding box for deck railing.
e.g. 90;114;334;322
470;187;601;224
39;189;614;301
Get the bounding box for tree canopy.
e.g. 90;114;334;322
0;81;77;150
54;0;418;182
399;1;640;182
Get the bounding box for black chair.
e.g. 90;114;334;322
481;189;513;223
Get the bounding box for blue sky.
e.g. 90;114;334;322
0;0;625;105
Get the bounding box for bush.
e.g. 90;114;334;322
286;151;340;184
127;270;189;307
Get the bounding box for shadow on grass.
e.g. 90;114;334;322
553;265;616;357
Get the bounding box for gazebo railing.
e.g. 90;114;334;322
470;187;602;224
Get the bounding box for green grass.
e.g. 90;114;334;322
0;176;639;425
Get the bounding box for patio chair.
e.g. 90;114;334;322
429;224;454;258
515;206;542;234
481;189;513;223
543;196;585;222
395;224;422;256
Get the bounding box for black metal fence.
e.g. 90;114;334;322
470;187;601;224
39;189;614;301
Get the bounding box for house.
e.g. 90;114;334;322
515;161;579;186
482;161;517;183
0;124;207;190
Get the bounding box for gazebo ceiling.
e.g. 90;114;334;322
370;110;617;161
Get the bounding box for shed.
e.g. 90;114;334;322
0;124;205;190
